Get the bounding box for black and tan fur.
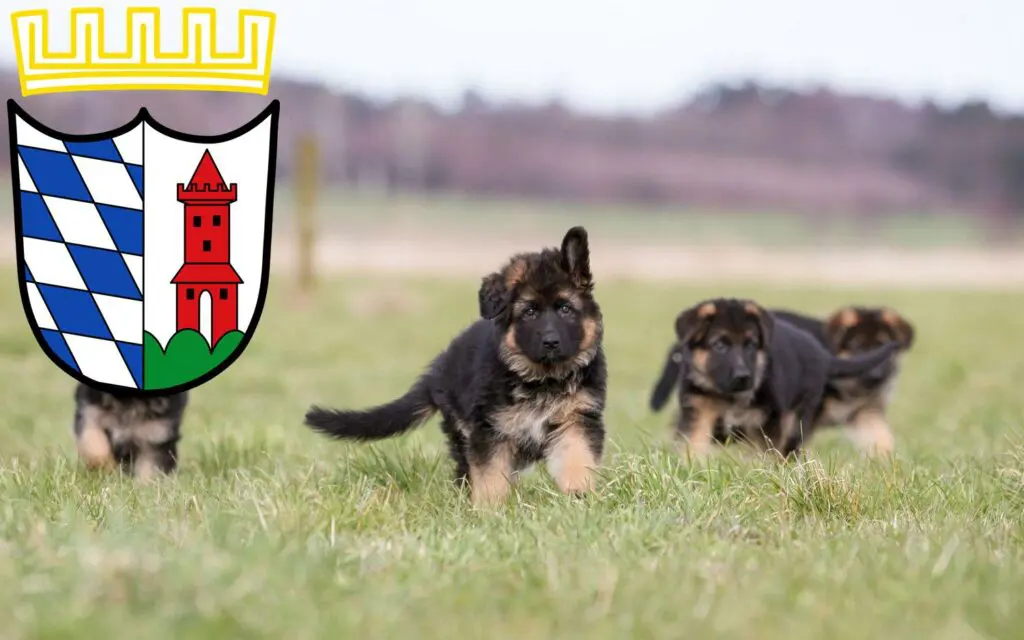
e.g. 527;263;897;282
650;299;899;460
770;306;914;455
73;383;189;480
304;227;607;506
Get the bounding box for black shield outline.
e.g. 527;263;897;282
7;98;280;397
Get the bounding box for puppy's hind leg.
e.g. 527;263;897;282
760;410;797;459
441;417;471;489
135;439;180;481
781;406;816;459
847;409;895;457
130;419;182;482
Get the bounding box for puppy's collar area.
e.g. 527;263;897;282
499;343;598;384
513;373;583;394
684;369;757;406
505;357;592;383
730;390;757;406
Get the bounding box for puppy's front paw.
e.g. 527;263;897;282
555;464;595;495
676;439;712;464
76;426;115;471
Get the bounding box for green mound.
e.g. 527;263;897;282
143;329;245;390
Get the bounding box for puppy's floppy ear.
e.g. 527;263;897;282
478;272;510;320
881;308;915;350
560;226;592;289
750;303;775;346
824;307;858;350
675;301;715;345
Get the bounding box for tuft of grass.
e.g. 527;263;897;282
1;273;1024;638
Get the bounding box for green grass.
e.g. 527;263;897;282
274;186;1021;249
2;272;1024;639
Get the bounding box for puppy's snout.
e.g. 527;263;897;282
542;331;561;352
729;374;753;392
863;364;889;387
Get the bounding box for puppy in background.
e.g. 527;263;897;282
650;299;899;459
771;306;914;456
73;383;189;480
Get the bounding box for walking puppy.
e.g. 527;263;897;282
771;306;914;455
304;227;607;506
73;383;189;480
650;299;899;459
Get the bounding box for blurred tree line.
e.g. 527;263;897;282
3;70;1023;221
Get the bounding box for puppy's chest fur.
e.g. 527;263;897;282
688;390;768;434
488;380;595;449
821;380;895;425
721;404;768;431
718;392;769;433
685;366;769;433
80;395;181;448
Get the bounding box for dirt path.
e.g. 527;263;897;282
269;234;1024;290
1;229;1020;289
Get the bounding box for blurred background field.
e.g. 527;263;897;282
1;0;1024;637
2;0;1024;285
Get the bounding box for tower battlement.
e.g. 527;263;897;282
176;183;238;203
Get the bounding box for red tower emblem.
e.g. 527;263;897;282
171;150;244;346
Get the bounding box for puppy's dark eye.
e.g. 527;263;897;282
522;305;538;320
711;339;729;353
743;338;757;352
556;302;574;316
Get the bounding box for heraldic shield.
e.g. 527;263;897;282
7;99;280;396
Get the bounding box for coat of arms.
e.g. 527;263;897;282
8;7;279;395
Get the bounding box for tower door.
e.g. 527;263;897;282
199;289;213;345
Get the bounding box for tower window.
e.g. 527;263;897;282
186;288;195;300
213;215;222;227
192;215;201;227
202;240;211;252
219;288;228;300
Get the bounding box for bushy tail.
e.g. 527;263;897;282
649;343;686;412
828;342;899;379
304;377;436;441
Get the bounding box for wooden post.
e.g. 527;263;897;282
294;133;320;297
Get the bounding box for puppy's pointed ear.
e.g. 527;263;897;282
675;301;715;345
478;272;510;320
881;308;915;350
560;226;592;289
825;307;858;350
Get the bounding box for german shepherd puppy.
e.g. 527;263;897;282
649;299;899;459
72;383;189;480
304;227;607;506
770;306;914;455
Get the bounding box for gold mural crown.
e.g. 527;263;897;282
11;7;276;96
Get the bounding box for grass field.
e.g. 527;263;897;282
275;187;1024;249
2;262;1024;639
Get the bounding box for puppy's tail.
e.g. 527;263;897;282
827;342;900;379
649;343;686;412
304;377;436;441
